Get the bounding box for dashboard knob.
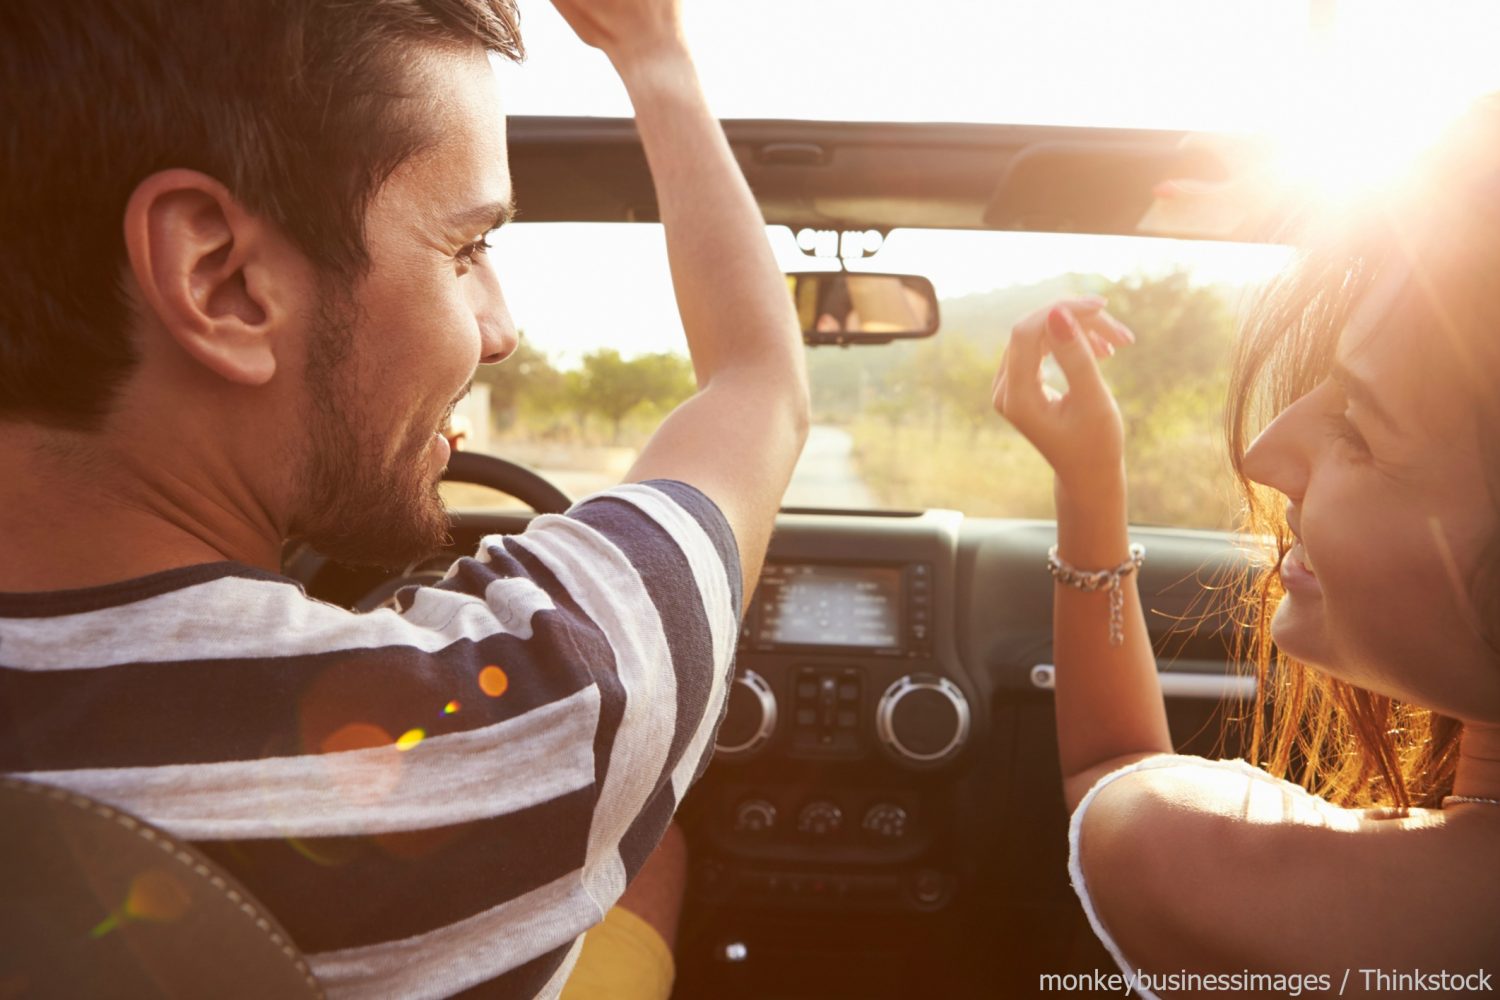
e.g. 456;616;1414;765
714;670;778;759
796;801;843;838
908;868;952;909
861;803;909;841
875;674;971;766
732;799;778;834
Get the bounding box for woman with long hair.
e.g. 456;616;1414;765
992;97;1499;992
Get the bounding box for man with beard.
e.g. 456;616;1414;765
0;1;809;997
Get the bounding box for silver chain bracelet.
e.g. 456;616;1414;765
1046;543;1145;646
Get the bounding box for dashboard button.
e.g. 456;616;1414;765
861;803;909;840
732;799;778;834
796;801;844;838
909;869;951;909
714;670;778;759
875;674;971;766
717;940;749;963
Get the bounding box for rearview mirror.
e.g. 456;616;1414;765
787;272;940;346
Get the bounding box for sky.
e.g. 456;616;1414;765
488;0;1500;365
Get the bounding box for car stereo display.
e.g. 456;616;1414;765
754;563;903;649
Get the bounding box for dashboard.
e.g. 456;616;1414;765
679;509;1250;999
297;506;1253;999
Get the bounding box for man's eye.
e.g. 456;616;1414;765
456;234;494;270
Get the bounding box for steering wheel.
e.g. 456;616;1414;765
343;452;574;611
442;450;573;515
282;452;575;609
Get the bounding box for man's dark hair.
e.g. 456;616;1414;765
0;1;523;430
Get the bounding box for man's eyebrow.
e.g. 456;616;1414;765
447;196;516;233
1331;361;1399;434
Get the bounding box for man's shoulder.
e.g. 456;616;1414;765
0;562;307;667
488;477;742;630
557;479;738;564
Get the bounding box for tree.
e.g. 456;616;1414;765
471;336;562;431
841;269;1246;529
912;336;996;443
576;348;696;443
1091;271;1241;528
1091;270;1236;442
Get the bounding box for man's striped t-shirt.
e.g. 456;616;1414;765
0;479;743;999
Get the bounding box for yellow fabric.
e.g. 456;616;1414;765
559;905;675;1000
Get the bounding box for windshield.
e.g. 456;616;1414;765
444;224;1290;529
446;1;1500;528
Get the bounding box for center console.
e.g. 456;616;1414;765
683;510;981;920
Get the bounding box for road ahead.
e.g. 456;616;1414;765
450;424;878;512
780;424;878;510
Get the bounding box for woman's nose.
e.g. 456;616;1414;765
1241;393;1313;500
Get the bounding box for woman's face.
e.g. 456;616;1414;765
1241;266;1500;724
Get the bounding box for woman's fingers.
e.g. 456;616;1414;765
999;298;1091;405
1085;329;1113;358
1092;310;1137;346
997;315;1045;417
1079;309;1138;357
995;298;1135;419
1044;307;1112;404
991;298;1131;484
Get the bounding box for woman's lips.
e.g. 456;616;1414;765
1281;542;1321;595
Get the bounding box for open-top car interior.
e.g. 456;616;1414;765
287;114;1270;999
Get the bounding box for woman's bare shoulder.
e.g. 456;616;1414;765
1076;757;1499;976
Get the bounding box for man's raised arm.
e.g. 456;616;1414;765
550;0;811;606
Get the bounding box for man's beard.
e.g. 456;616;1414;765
288;292;452;570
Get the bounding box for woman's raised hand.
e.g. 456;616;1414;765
991;298;1136;492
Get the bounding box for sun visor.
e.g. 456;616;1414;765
981;140;1230;238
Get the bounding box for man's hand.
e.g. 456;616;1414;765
547;0;809;610
991;297;1135;495
550;0;686;70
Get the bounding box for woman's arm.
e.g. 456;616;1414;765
991;303;1172;810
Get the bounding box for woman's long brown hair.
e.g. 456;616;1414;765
1220;99;1500;809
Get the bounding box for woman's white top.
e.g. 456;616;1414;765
1066;754;1344;1000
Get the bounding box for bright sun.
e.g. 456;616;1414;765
1264;0;1498;201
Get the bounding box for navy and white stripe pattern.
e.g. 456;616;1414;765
0;479;742;999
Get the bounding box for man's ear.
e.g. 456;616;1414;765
123;169;302;387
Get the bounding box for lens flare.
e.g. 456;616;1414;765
285;836;356;867
478;665;509;698
395;728;425;752
316;722;403;804
127;869;192;922
373;825;464;860
319;722;392;755
91;869;192;939
442;700;461;715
